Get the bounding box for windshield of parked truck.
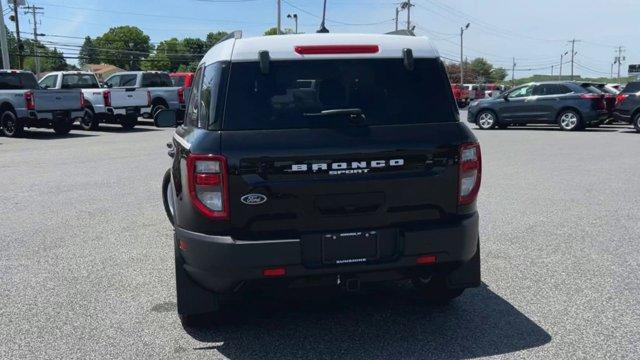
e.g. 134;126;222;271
61;74;100;89
0;72;39;89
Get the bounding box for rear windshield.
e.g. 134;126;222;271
222;58;457;130
622;82;640;93
171;76;185;87
62;74;99;89
0;72;39;89
141;73;173;87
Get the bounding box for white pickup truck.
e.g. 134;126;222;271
0;70;84;137
39;71;150;130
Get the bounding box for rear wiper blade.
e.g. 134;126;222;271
303;108;363;117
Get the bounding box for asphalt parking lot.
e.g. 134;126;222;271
1;113;639;359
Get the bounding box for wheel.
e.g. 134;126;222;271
152;103;167;118
120;116;137;130
1;110;23;137
476;110;496;130
412;274;464;305
53;121;72;135
633;112;640;133
80;108;99;130
162;168;175;226
557;109;582;131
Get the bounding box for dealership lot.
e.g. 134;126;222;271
1;114;639;359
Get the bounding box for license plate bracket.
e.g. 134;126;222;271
321;231;379;265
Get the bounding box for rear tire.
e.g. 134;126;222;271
53;122;72;135
476;110;496;130
175;240;224;327
80;108;99;131
120;116;137;130
558;109;582;131
412;274;464;305
633;112;640;133
162;168;175;226
152;103;167;118
1;110;23;137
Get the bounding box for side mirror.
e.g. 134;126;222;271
105;83;113;88
502;94;509;101
154;109;177;128
41;85;49;89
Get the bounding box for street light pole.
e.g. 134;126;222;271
559;51;568;80
460;23;470;87
395;7;399;31
276;0;281;34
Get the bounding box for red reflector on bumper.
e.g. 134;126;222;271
263;267;286;277
179;240;188;251
416;255;437;265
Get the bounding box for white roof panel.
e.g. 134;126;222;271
201;33;438;65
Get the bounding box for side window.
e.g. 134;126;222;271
556;85;572;94
508;85;533;98
120;74;137;87
105;75;120;87
39;74;58;89
184;67;204;127
198;63;223;128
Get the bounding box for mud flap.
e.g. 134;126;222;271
447;238;481;289
175;234;220;316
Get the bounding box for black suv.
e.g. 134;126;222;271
156;33;481;325
613;82;640;132
468;81;608;131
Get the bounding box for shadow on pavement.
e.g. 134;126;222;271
9;130;98;140
495;126;620;132
182;282;551;359
81;126;163;133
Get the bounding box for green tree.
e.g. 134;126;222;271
94;26;152;70
469;58;493;81
141;53;171;71
205;31;228;48
78;36;99;67
22;40;68;73
489;67;508;83
264;27;295;36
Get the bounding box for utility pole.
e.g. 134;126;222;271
24;5;44;75
559;51;568;80
614;46;625;83
568;39;580;80
12;0;23;69
317;0;329;33
551;65;554;76
395;7;399;31
276;0;281;34
610;61;615;79
459;23;470;87
0;1;11;69
406;0;411;31
511;57;516;86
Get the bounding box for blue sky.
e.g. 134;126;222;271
9;0;640;78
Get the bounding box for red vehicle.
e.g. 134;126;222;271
170;72;195;88
451;83;470;107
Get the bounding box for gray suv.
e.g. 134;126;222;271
468;81;608;131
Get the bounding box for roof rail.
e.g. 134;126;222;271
385;30;415;36
215;30;243;46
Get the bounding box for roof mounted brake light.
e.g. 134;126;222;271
294;45;379;55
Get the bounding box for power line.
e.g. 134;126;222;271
282;0;394;26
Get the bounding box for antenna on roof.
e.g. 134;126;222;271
215;30;242;46
317;0;329;33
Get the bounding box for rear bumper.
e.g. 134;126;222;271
21;109;84;127
612;110;632;123
584;110;609;124
175;213;479;292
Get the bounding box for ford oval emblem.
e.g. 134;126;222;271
241;193;267;205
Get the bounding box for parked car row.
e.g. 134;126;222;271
467;80;640;132
0;69;189;137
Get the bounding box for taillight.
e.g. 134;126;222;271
294;45;379;55
102;90;111;107
187;154;229;219
24;91;35;110
615;94;629;106
147;90;151;107
458;143;481;205
177;87;185;104
579;93;601;99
